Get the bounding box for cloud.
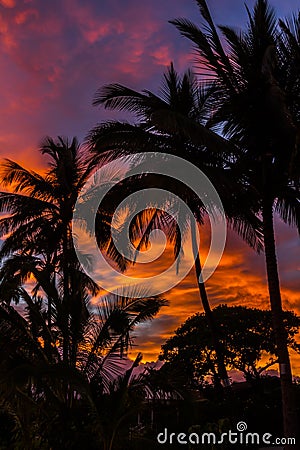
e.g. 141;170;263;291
129;223;300;363
0;0;199;174
0;0;15;8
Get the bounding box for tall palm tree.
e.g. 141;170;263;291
169;0;300;439
0;138;168;445
0;137;130;366
0;137;94;365
89;64;263;389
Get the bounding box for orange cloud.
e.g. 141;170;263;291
0;0;15;8
126;225;300;374
14;8;38;25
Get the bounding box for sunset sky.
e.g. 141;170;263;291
0;0;299;374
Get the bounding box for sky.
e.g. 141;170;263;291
0;0;299;375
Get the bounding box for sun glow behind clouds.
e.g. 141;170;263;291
73;212;300;372
129;222;300;371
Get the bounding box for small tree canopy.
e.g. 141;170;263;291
159;305;300;385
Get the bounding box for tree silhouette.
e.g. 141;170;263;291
87;0;300;437
0;137;168;447
170;0;300;438
90;63;263;389
160;305;300;385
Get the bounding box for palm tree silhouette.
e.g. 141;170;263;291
89;63;263;389
0;137;158;365
169;0;300;439
0;139;168;446
0;282;166;447
0;137;98;364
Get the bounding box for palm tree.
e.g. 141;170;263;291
0;136;129;366
0;279;166;448
0;136;168;446
169;0;300;439
0;137;90;360
89;63;263;390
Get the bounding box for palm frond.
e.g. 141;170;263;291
0;160;54;199
274;188;300;233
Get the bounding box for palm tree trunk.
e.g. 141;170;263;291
190;219;230;388
262;197;299;445
62;225;70;365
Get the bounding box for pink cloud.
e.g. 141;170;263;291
14;8;38;25
151;45;172;66
0;14;17;49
